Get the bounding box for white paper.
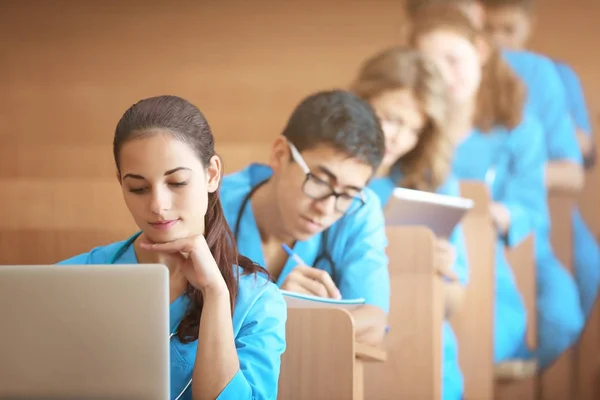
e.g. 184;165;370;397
384;187;474;238
281;290;365;310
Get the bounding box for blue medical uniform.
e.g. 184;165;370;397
555;61;592;135
220;163;391;315
369;173;468;400
555;60;600;318
58;239;287;400
503;50;582;164
452;113;584;368
504;50;588;364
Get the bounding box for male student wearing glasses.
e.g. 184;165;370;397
220;89;390;346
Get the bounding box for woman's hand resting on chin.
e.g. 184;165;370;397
140;235;227;294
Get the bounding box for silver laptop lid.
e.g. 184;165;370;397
0;264;170;400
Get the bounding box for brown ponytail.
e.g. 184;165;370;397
177;190;266;342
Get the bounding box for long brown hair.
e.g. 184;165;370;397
351;47;453;191
113;95;267;343
408;4;526;132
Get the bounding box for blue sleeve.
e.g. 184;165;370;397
367;176;396;208
555;62;592;135
449;225;469;285
55;242;124;265
436;176;469;285
499;115;549;246
530;57;582;164
217;282;287;400
56;253;92;265
335;192;391;314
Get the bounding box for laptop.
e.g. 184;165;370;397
0;264;170;400
384;187;474;238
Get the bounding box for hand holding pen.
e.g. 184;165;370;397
280;244;342;299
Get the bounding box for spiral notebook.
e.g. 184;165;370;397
281;290;365;310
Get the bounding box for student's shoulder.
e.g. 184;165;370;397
331;186;384;232
367;175;397;207
352;186;384;219
551;59;580;82
234;267;286;319
503;49;559;81
221;164;272;206
56;240;129;265
221;166;254;192
503;49;554;68
510;111;545;146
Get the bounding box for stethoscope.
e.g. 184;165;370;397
233;178;336;281
109;231;192;400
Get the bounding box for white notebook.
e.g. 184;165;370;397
384;187;474;238
281;290;365;310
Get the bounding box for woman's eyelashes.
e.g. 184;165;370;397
128;181;188;194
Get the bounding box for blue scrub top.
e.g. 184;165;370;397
554;60;592;135
58;240;287;400
452;112;547;361
503;49;583;165
368;172;470;285
370;172;469;400
220;163;391;314
453;112;549;243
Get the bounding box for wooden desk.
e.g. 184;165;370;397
365;226;444;400
450;181;495;400
278;307;386;400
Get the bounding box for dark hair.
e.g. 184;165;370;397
113;95;267;343
481;0;534;12
405;0;476;17
281;89;385;172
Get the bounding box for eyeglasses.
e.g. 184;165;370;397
287;142;366;214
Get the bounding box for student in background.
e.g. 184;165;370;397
410;5;585;370
351;47;468;400
482;0;595;166
220;90;390;347
482;0;600;318
58;95;287;400
405;0;585;195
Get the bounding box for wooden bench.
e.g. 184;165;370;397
450;182;496;400
364;226;444;399
279;307;386;400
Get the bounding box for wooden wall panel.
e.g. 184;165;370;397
0;0;403;265
0;0;404;146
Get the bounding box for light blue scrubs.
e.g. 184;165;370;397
58;239;287;400
220;163;391;315
554;60;600;318
452;113;584;368
555;61;592;135
503;50;582;164
369;172;468;400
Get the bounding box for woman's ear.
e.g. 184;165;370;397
269;136;291;172
206;155;222;193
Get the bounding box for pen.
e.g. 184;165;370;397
282;244;307;266
283;244;343;300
